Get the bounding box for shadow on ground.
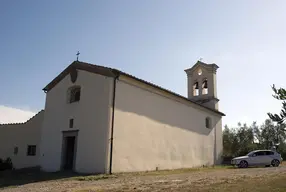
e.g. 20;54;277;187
0;167;88;189
1;164;268;189
0;166;234;189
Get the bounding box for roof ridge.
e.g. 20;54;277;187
43;61;225;116
0;109;44;126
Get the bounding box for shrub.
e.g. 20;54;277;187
0;157;13;171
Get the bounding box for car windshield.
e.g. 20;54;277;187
246;151;254;156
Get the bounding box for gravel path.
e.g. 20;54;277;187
2;166;286;192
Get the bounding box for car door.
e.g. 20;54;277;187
248;152;259;165
251;151;266;165
265;151;275;164
258;151;269;165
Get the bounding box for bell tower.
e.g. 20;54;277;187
184;60;219;110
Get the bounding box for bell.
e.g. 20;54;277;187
194;82;199;89
203;80;208;88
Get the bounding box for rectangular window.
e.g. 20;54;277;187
27;145;36;156
69;119;74;128
205;117;211;128
69;87;81;103
14;147;18;155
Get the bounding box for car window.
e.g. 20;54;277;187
265;151;274;155
254;151;265;156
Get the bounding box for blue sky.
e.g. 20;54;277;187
0;0;286;126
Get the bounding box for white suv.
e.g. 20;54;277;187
231;150;282;168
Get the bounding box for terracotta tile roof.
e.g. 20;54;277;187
43;61;225;116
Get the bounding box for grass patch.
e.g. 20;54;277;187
115;165;233;176
74;190;105;192
202;173;286;192
70;165;233;181
3;165;286;191
73;172;286;192
73;174;116;181
0;165;238;190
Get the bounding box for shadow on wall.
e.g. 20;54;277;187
0;167;86;189
216;151;223;165
115;85;220;136
213;124;224;165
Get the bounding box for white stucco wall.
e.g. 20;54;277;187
40;70;113;173
112;76;223;173
0;111;44;169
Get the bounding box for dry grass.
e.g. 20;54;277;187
72;165;232;180
0;165;229;189
72;174;115;181
2;164;286;192
201;173;286;192
74;173;286;192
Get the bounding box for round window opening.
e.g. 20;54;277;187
197;68;202;76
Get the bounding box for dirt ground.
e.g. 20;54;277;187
1;165;286;192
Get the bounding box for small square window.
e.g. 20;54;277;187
14;147;18;155
69;119;74;128
27;145;36;156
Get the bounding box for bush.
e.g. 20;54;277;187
0;157;13;171
221;156;234;165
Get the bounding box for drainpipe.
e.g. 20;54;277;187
109;72;119;174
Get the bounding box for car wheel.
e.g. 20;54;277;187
271;159;280;167
238;160;248;168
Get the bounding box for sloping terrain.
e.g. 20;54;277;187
1;165;286;192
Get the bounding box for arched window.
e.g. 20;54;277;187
205;117;211;128
193;81;199;96
69;86;81;103
202;78;208;95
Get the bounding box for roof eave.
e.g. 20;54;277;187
42;61;225;116
42;61;119;92
184;61;219;74
118;72;225;117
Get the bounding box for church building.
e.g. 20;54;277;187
0;60;225;174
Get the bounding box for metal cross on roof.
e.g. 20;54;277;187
76;51;80;61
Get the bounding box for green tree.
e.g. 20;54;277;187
260;119;276;149
222;125;232;156
222;122;256;157
235;123;255;156
222;118;286;160
222;125;239;157
268;84;286;124
250;121;261;144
